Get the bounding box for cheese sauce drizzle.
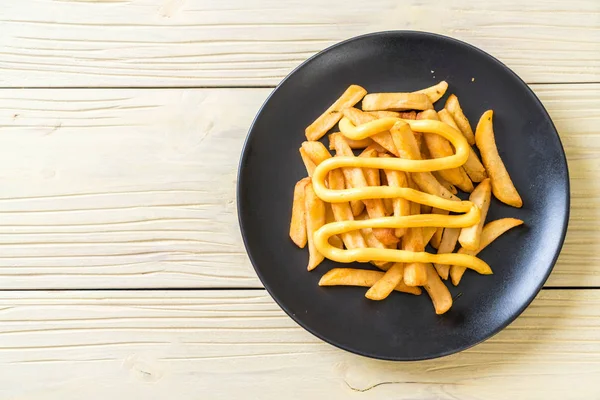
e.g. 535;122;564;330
311;117;492;275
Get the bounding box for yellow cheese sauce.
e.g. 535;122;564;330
311;117;492;275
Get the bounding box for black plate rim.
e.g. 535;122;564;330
236;30;570;361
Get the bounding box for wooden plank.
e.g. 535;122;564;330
0;289;598;399
0;88;263;289
0;85;596;288
1;0;599;87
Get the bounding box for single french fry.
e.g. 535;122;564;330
413;131;424;153
434;227;460;280
430;208;450;249
359;147;380;187
367;110;417;120
450;218;524;286
301;141;331;166
367;110;400;118
329;233;344;248
423;227;437;246
289;178;310;248
410;199;421;217
330;133;366;216
332;134;398;245
475;110;523;208
459;179;492;250
350;200;365;216
383;198;394;215
402;222;427;287
389;121;459;201
430;228;443;249
375;262;393;271
328;169;368;250
379;154;410;237
432;171;458;195
325;203;344;249
299;147;316;177
438;108;487;182
319;268;422;295
389;120;421;159
365;263;405;300
414;81;449;103
414;172;459;201
342;108;399;156
445;94;475;145
418;110;474;192
359;148;381;224
366;142;387;154
380;169;393;215
424;263;453;315
362;92;433;111
302;142;344;245
304;182;326;271
362;227;387;249
354;212;390;269
305;84;367;140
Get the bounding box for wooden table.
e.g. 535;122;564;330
1;1;599;398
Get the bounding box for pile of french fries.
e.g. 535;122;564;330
290;82;524;314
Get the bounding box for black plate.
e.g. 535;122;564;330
237;31;569;360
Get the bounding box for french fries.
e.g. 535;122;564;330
430;208;450;249
292;81;524;315
368;110;417;120
362;92;433;111
305;85;367;141
389;121;459;201
299;147;316;177
330;133;366;216
475;110;523;208
328;169;368;251
359;147;381;187
418;110;474;192
432;171;458;195
355;212;390;269
424;263;453;314
445;94;475;145
458;179;491;250
301;141;331;166
319;268;422;295
415;81;448;103
325;203;344;249
327;133;373;150
438;109;487;182
450;218;524;285
402;221;428;287
434;227;460;280
342;108;399;156
380;154;410;237
367;110;400;118
289;178;310;248
365;262;405;300
333;133;398;246
304;181;326;271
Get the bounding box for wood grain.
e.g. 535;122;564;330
0;85;597;288
1;0;599;87
0;289;598;400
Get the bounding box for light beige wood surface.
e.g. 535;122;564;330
1;0;598;396
1;0;599;87
0;289;598;400
0;85;595;288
